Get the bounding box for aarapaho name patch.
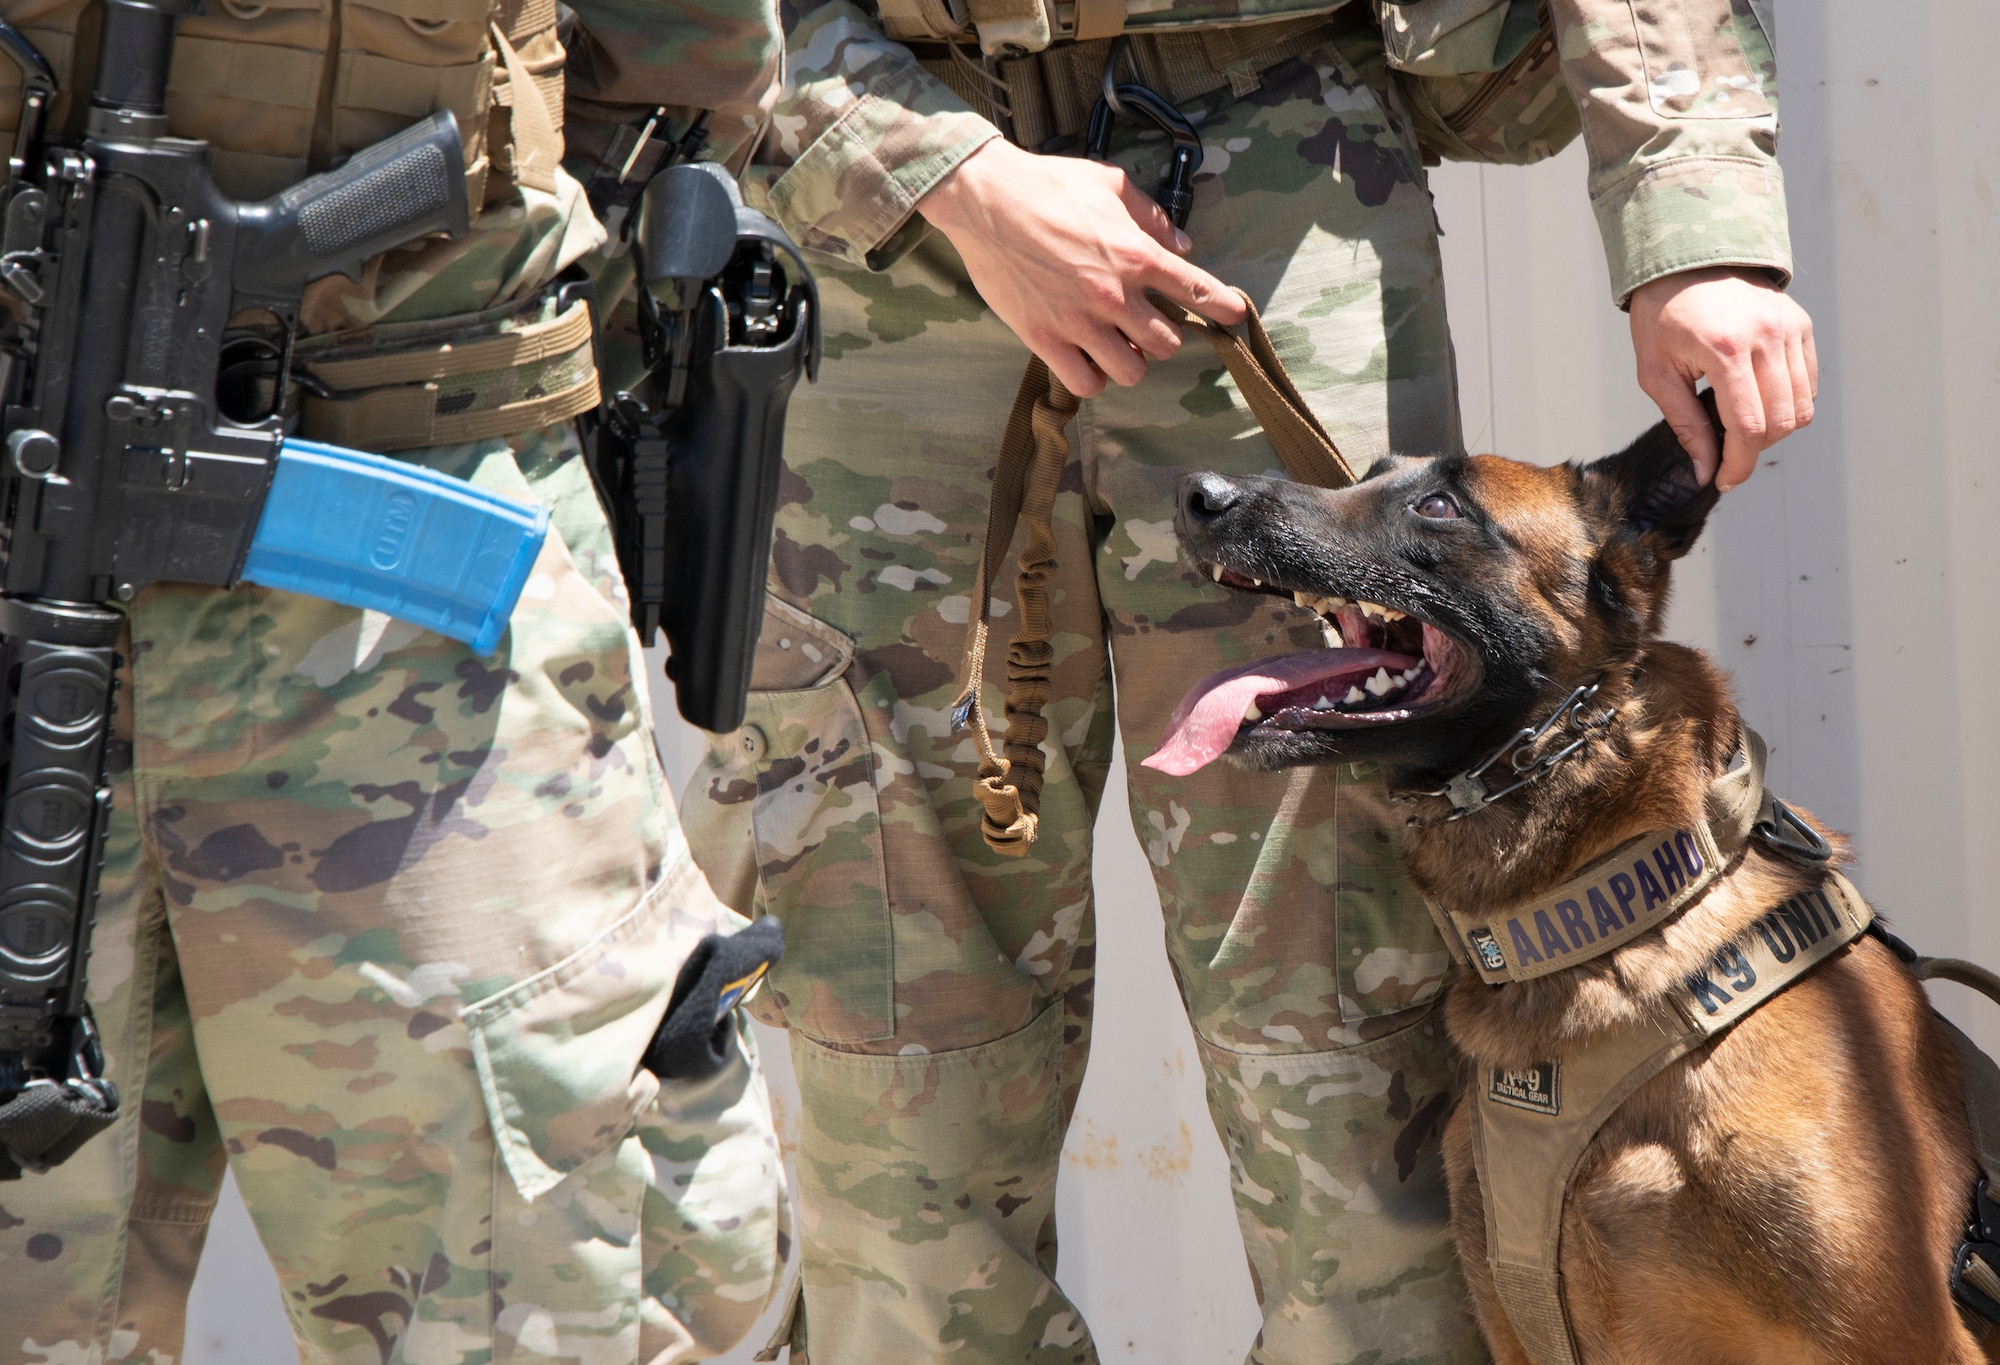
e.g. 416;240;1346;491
1488;1061;1562;1116
1455;823;1725;983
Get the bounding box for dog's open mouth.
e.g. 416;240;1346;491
1143;563;1480;776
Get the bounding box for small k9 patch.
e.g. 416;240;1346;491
1467;927;1507;974
1488;1061;1561;1116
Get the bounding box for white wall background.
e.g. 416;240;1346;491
185;3;2000;1358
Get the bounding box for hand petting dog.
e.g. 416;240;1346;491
1628;265;1818;493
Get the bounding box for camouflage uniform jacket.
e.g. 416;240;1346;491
284;0;785;333
753;0;1791;305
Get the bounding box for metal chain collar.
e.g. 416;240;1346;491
1401;678;1618;826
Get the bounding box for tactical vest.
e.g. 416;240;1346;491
0;0;565;211
903;0;1576;183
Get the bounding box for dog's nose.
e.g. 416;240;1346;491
1182;472;1243;523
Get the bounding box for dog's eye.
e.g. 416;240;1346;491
1413;493;1462;520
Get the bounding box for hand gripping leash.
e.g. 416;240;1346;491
954;67;1355;852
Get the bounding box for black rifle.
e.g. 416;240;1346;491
0;0;481;1178
584;160;819;734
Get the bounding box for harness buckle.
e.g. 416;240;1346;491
1951;1178;2000;1324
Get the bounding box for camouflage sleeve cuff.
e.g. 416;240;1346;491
764;94;1000;269
750;0;1002;269
1594;156;1794;308
1592;155;1800;306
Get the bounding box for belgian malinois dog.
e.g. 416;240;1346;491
1143;412;1997;1363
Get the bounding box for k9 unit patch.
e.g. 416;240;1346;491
1488;1061;1562;1116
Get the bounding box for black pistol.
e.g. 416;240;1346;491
585;161;819;734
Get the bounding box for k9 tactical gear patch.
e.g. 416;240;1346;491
1488;1061;1561;1116
1468;928;1507;974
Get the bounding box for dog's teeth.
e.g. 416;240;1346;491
1210;564;1225;583
1243;702;1262;723
1400;666;1421;683
1365;667;1397;697
1357;600;1406;622
1343;685;1365;705
1293;591;1311;608
1311;695;1336;711
1250;577;1263;587
1319;621;1344;648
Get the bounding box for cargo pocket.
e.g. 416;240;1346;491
1631;0;1772;119
639;1016;788;1359
1377;0;1525;76
1334;763;1452;1021
463;862;712;1200
781;1003;1068;1364
688;597;894;1044
1192;1004;1468;1363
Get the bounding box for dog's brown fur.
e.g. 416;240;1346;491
1170;431;1999;1363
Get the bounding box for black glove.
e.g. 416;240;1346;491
643;917;784;1081
0;1077;118;1180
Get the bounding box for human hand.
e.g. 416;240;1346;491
917;138;1247;396
1628;266;1817;492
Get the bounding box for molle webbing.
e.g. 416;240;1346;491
0;0;563;210
1472;871;1875;1365
1427;730;1773;983
954;292;1355;855
912;12;1354;153
294;294;598;451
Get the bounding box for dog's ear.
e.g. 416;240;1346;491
1578;389;1722;560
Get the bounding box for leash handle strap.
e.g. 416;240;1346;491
1164;292;1358;489
1909;953;2000;1332
953;291;1355;854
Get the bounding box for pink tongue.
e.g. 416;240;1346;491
1142;649;1406;777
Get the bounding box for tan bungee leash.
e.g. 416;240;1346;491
951;290;1357;855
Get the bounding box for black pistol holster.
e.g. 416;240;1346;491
583;160;820;734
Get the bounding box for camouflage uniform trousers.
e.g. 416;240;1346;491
0;423;787;1364
684;26;1487;1365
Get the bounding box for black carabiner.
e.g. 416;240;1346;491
1085;36;1203;229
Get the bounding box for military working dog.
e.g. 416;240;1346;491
1144;412;1998;1363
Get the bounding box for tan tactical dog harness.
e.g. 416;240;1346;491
1423;730;2000;1361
